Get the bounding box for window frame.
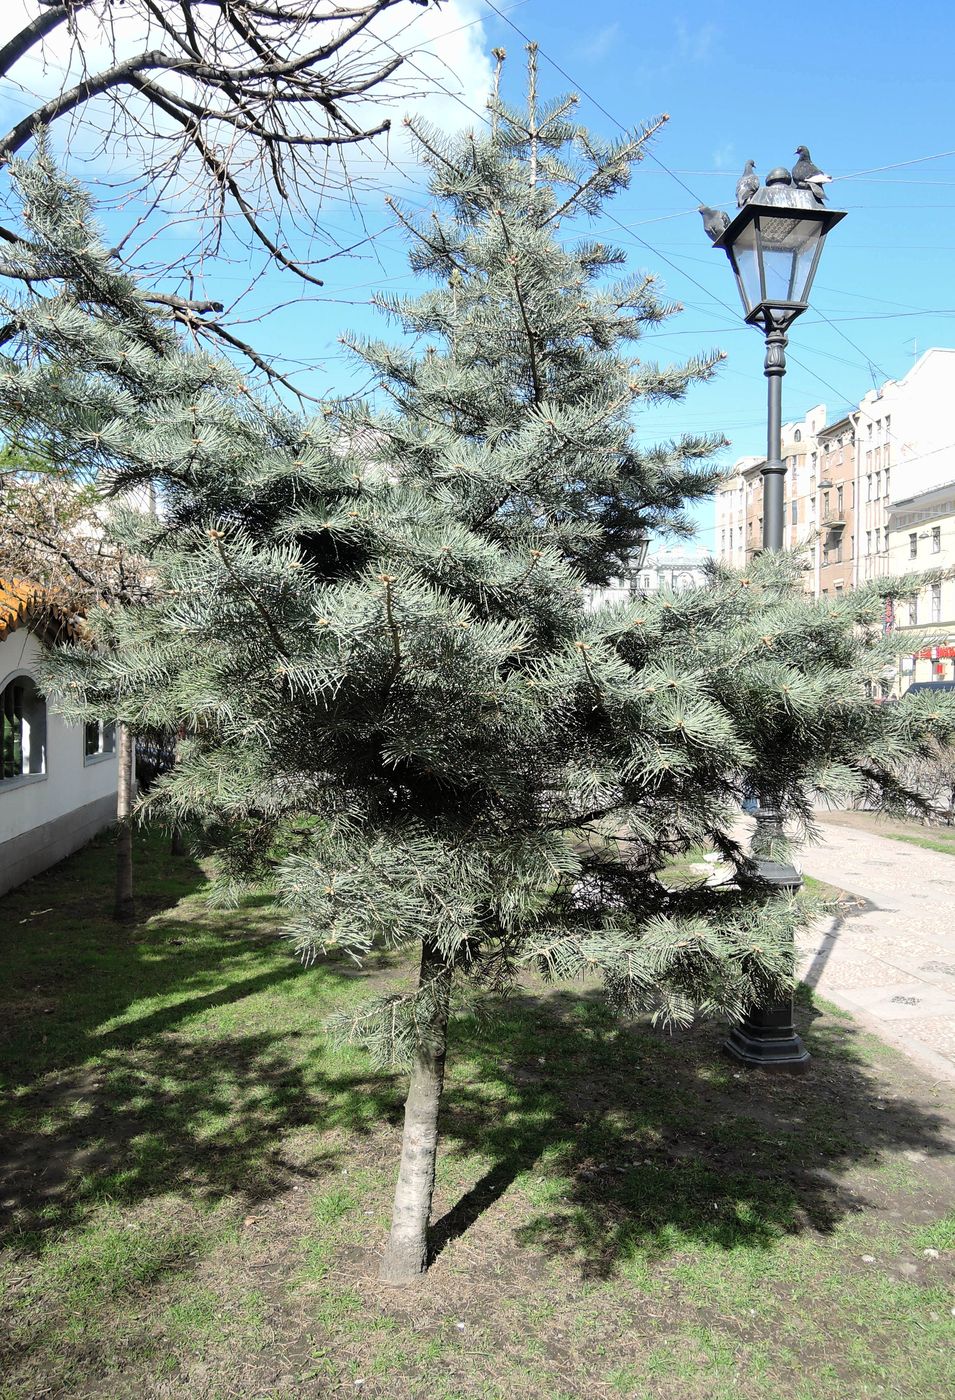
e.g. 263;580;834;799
1;669;48;789
84;719;117;766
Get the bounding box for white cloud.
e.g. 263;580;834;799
581;23;622;63
674;18;719;65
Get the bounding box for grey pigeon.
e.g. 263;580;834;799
699;205;730;241
792;145;832;204
736;159;759;207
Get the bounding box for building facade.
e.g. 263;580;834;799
816;413;858;598
587;545;711;609
714;351;955;598
0;582;120;897
887;480;955;686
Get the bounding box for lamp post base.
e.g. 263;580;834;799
725;1003;810;1072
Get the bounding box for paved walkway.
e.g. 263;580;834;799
796;816;955;1082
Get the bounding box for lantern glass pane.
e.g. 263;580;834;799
732;219;761;313
757;214;823;304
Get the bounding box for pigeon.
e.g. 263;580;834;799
792;146;832;204
736;159;759;207
699;205;730;241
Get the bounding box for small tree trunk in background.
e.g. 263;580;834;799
379;942;453;1286
114;722;135;923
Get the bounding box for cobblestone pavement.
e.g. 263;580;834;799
796;815;955;1082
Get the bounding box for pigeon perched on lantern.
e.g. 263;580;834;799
736;159;759;207
792;146;832;204
698;205;730;241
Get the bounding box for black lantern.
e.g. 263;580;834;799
633;529;651;572
715;201;845;333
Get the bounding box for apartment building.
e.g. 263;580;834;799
714;461;754;569
816;413;857;597
715;406;825;571
715;352;955;610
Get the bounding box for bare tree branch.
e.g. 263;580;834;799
0;1;446;391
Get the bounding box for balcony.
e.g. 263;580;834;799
823;515;846;531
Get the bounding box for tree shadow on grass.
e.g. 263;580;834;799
0;1022;402;1253
2;875;952;1297
430;989;954;1279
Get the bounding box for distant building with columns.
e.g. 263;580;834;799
587;545;711;609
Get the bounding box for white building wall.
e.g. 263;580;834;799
860;349;955;580
587;547;711;609
0;629;119;894
715;457;758;569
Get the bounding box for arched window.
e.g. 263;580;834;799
794;429;802;442
1;673;47;782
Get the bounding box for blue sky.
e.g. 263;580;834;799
3;0;955;551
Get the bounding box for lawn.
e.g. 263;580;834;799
1;830;954;1400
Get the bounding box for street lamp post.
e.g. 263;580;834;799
709;168;845;1071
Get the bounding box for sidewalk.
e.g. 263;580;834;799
795;815;955;1082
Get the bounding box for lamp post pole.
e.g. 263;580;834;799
762;328;787;551
707;166;846;1071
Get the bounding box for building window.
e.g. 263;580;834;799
932;583;942;623
884;443;891;466
884;529;890;554
875;471;881;497
909;595;919;626
837;485;844;516
874;447;881;469
932;526;941;554
836;538;843;564
791;501;797;525
875;527;881;553
866;531;871;554
85;720;117;763
884;415;891;434
642;576;651;589
884;469;890;497
910;532;918;559
794;429;801;442
866;475;873;502
1;674;47;783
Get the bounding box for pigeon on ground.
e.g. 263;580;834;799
699;205;730;241
792;146;832;204
736;159;759;207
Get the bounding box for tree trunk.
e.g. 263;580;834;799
114;722;135;923
379;942;453;1287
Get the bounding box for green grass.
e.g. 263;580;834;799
820;809;955;858
1;828;954;1399
877;829;955;857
